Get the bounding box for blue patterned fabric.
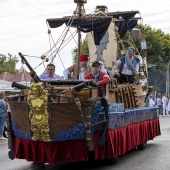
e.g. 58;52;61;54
52;103;101;141
10;103;158;142
11;116;30;140
52;123;86;141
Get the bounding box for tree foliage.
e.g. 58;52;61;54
144;25;170;69
0;53;20;74
71;39;89;64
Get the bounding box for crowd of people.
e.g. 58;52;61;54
39;47;142;84
147;93;170;116
39;54;111;97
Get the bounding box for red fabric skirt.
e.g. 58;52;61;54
94;118;161;160
14;118;160;163
14;139;88;164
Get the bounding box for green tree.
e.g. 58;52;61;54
0;53;20;74
142;25;170;93
71;39;89;64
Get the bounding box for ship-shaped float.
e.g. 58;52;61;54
6;0;160;164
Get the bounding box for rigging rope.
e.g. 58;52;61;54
33;31;77;70
50;14;76;63
33;13;79;70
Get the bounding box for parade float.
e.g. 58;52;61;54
6;0;160;165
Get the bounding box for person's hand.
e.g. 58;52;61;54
90;79;98;86
114;73;120;78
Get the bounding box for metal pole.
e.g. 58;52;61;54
168;61;170;96
167;61;170;95
154;81;156;100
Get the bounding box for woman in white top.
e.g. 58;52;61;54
149;96;155;107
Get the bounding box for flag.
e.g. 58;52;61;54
130;25;143;42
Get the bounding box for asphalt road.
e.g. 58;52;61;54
0;115;170;170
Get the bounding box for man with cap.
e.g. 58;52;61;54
114;47;140;84
85;61;110;97
63;54;92;80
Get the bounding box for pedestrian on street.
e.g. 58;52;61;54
162;93;169;116
156;95;162;115
0;92;7;140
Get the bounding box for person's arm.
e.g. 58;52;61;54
63;69;70;79
98;74;110;86
85;73;99;86
115;59;121;72
84;73;91;80
138;55;143;64
135;62;140;72
114;59;121;76
63;64;76;80
39;74;46;80
67;64;76;73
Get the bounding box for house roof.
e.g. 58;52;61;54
8;70;32;82
0;72;14;81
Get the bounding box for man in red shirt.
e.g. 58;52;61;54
85;61;110;97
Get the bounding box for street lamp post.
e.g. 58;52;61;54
166;61;170;95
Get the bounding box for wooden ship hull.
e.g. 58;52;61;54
7;85;145;137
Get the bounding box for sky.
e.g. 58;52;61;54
0;0;170;76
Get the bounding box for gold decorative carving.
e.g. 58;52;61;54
27;83;51;142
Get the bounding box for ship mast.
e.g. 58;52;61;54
74;0;87;79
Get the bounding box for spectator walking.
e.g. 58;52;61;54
0;92;7;140
156;95;162;115
162;93;169;116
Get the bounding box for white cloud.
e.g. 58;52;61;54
0;0;170;76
